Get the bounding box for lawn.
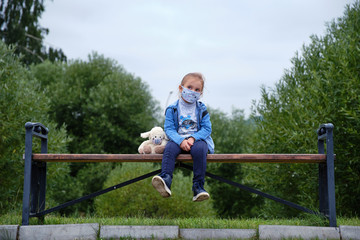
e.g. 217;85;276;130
1;212;359;228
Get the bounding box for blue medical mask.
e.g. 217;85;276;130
181;86;201;103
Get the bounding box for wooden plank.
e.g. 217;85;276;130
31;153;327;163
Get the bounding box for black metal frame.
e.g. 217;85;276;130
22;122;336;226
22;122;48;225
317;123;336;227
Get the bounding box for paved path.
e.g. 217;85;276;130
1;224;359;239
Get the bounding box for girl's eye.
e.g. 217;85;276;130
185;85;201;92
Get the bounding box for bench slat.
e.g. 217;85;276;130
31;153;327;163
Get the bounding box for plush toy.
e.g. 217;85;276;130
138;127;168;154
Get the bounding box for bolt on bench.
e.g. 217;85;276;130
22;122;336;226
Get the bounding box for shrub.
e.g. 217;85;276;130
95;163;216;218
0;41;70;214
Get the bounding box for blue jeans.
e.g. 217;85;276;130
160;140;208;184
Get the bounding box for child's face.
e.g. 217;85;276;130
179;76;203;94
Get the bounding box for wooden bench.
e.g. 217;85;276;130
22;122;336;227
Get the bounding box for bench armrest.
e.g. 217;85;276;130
25;122;49;139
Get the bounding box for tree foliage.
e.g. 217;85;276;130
31;53;161;214
0;41;70;214
207;108;262;218
249;1;360;217
0;0;66;65
32;53;160;154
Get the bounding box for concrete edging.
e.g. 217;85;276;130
100;225;179;239
19;223;99;240
259;225;340;240
180;228;256;240
0;225;19;240
3;224;359;240
339;225;360;240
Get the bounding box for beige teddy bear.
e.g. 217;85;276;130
138;127;169;154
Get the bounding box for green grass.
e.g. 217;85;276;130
1;212;359;228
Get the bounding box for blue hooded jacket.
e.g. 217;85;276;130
164;100;215;153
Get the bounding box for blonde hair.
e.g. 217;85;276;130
181;72;205;91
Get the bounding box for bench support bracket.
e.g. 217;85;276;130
178;162;318;215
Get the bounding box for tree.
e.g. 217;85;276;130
250;1;360;217
0;0;66;65
0;41;70;214
32;53;161;155
207;108;262;218
31;53;161;214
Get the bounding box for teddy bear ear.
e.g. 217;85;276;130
140;131;150;138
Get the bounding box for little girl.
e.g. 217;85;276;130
152;72;214;202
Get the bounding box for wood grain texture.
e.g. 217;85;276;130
31;153;327;163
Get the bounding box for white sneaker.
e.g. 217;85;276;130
152;176;171;198
192;181;210;202
193;191;210;202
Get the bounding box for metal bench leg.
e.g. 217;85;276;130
22;125;33;225
325;125;336;227
318;123;337;227
318;137;328;216
22;122;49;224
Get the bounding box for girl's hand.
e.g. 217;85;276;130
187;137;195;146
180;138;194;152
180;140;190;151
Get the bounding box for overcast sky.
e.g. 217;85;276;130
40;0;354;117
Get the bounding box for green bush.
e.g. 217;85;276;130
95;163;216;218
207;108;262;218
0;41;70;214
31;53;162;214
31;53;160;155
249;1;360;217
